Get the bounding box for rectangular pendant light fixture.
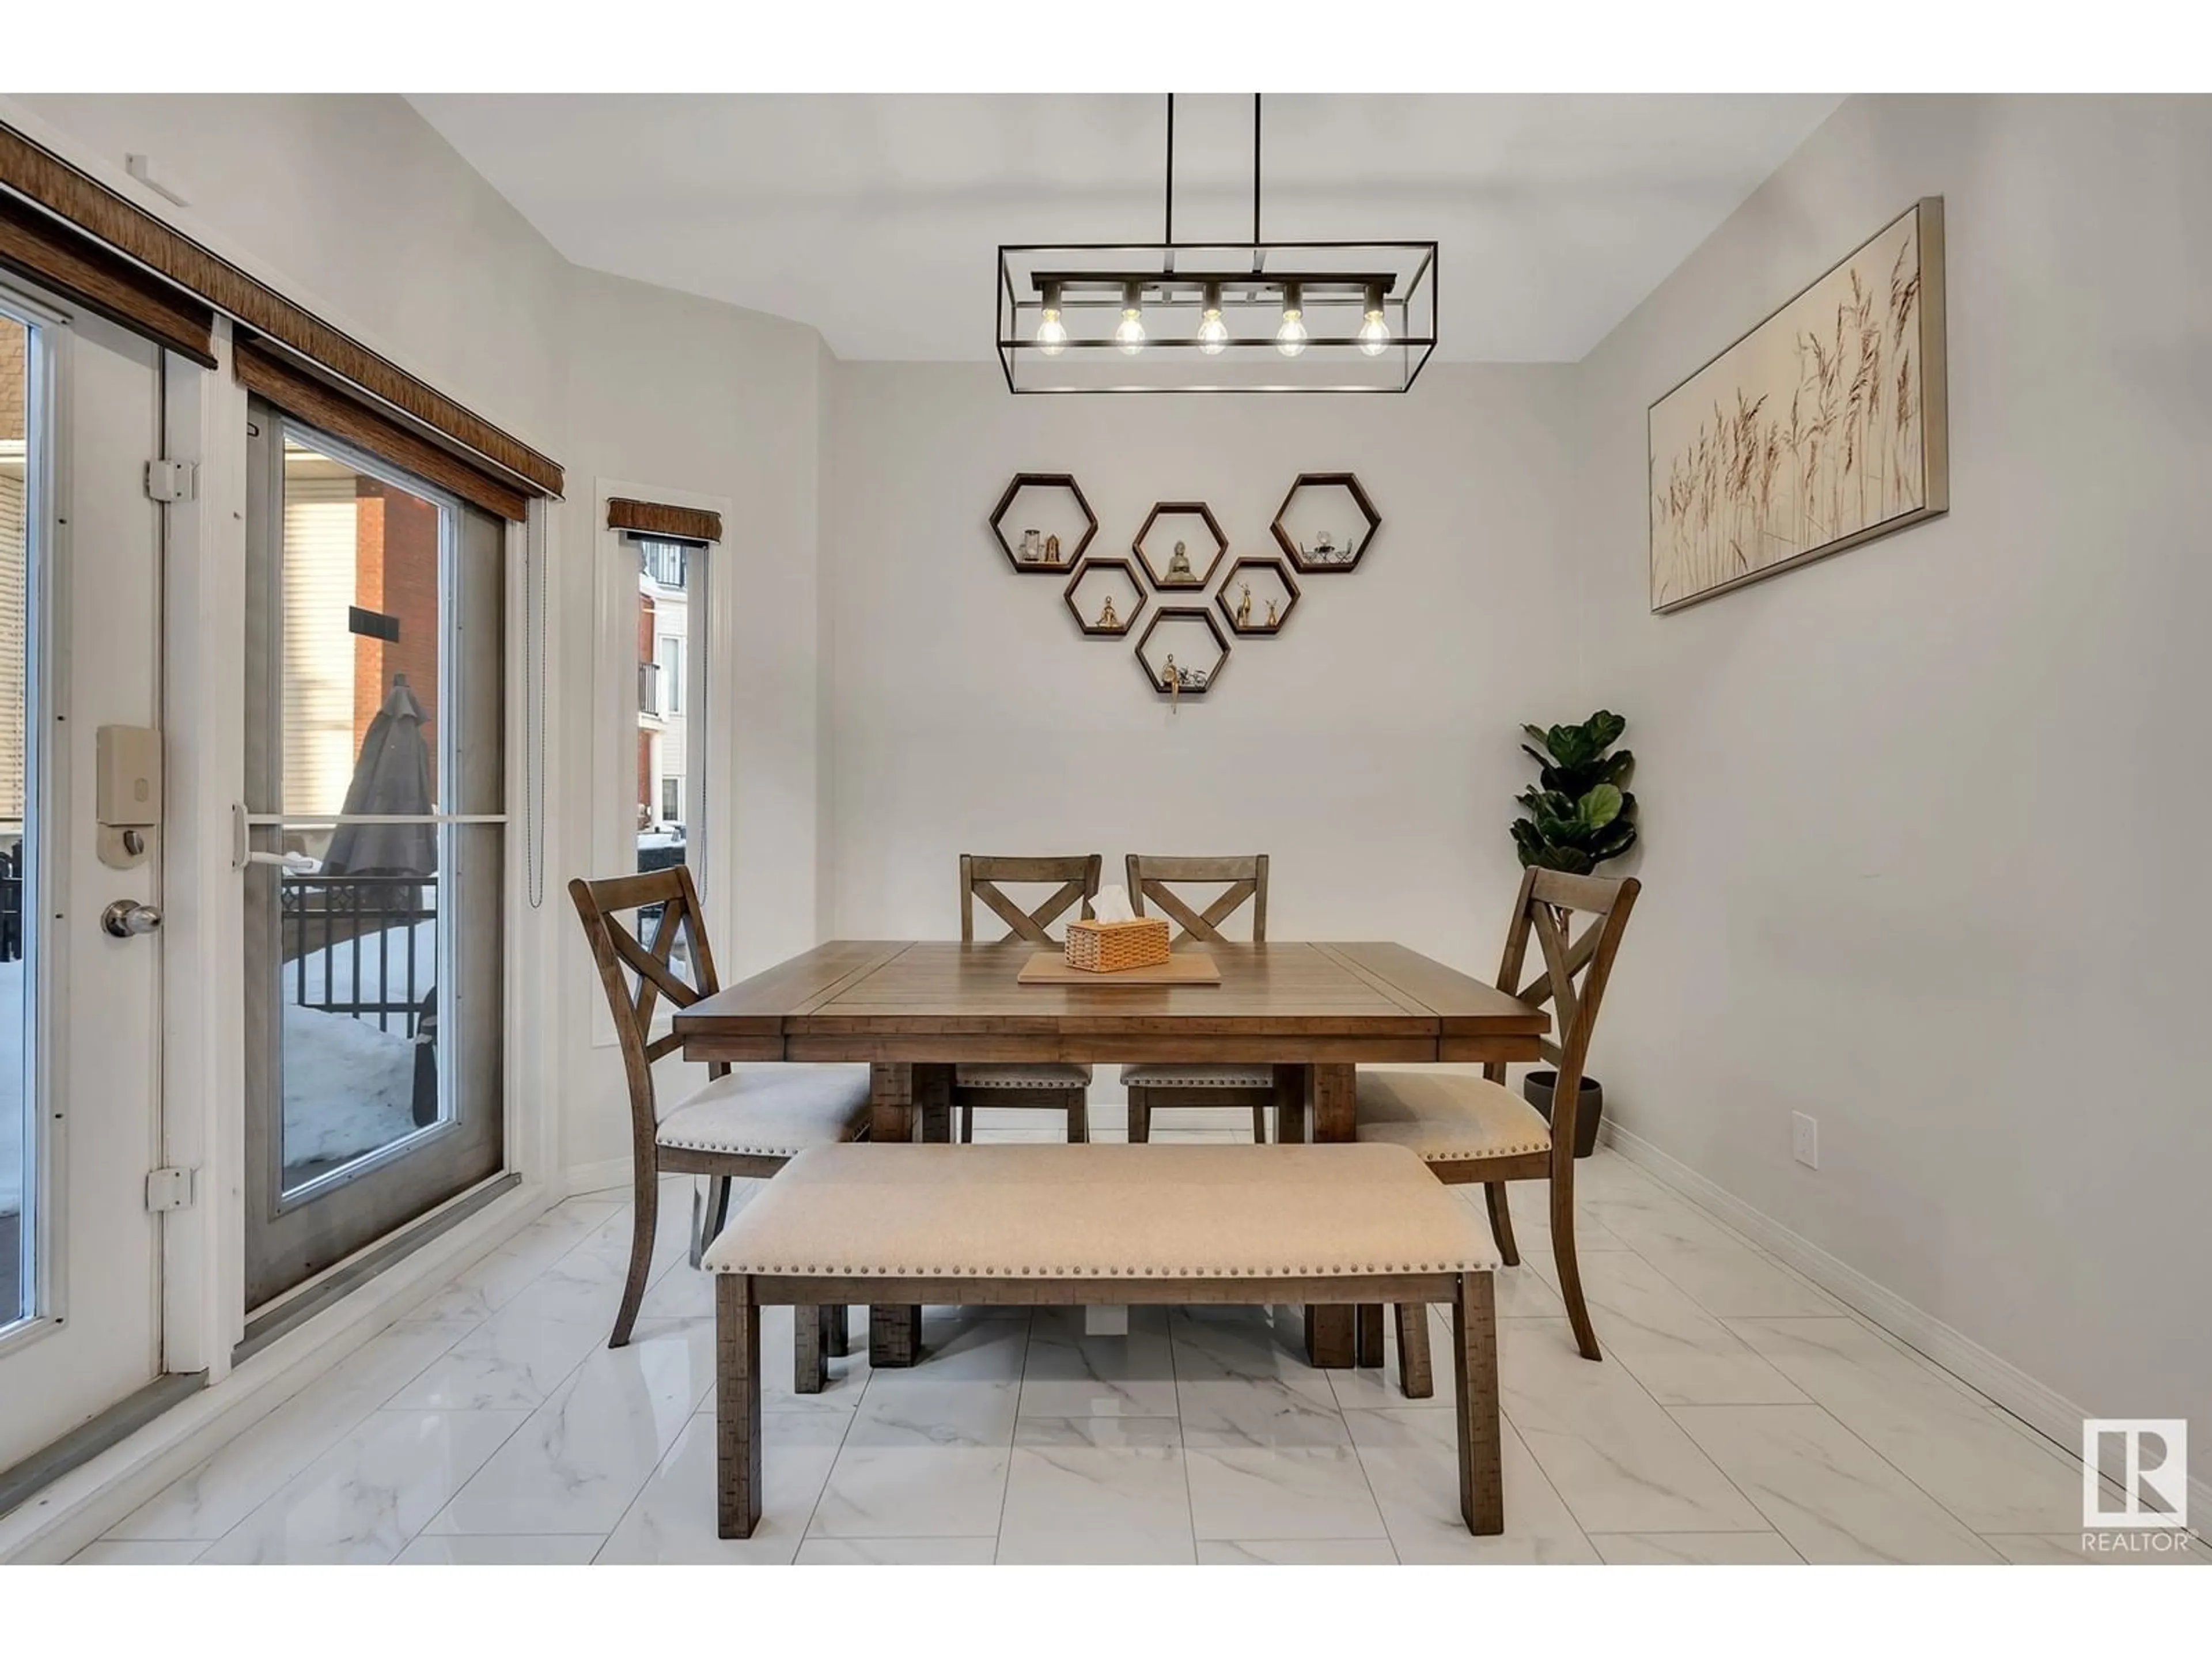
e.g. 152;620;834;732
997;241;1438;394
995;97;1438;394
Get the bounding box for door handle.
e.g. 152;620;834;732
101;900;162;939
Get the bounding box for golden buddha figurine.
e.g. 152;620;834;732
1097;592;1119;629
1166;540;1193;582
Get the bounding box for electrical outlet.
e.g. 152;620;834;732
1791;1112;1819;1169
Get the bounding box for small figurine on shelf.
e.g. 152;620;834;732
1308;528;1340;564
1166;539;1194;582
1264;597;1281;628
1235;581;1253;628
1020;528;1044;563
1161;652;1179;704
1044;533;1062;564
1096;592;1119;630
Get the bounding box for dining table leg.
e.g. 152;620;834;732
867;1062;922;1367
1304;1062;1358;1369
916;1061;953;1145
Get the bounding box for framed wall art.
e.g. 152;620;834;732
1649;197;1948;613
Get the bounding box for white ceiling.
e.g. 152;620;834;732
407;94;1840;364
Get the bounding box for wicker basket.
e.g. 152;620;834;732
1065;916;1171;973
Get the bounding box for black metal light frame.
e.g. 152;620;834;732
995;97;1439;395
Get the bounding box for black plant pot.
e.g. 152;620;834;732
1522;1070;1603;1160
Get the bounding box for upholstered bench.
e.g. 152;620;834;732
702;1141;1503;1539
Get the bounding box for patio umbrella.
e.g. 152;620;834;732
323;673;437;878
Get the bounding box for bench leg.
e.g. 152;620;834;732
796;1303;829;1395
826;1302;850;1358
1452;1272;1503;1536
1356;1303;1385;1368
1127;1087;1151;1144
1395;1301;1434;1399
717;1274;763;1540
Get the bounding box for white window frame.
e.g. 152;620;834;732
590;480;730;1047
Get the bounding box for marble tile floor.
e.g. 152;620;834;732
73;1132;2203;1566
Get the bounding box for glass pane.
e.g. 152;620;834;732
279;435;446;820
634;538;697;980
1;312;33;1327
276;830;444;1195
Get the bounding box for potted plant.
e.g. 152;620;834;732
1510;711;1638;1157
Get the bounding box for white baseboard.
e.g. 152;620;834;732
1601;1116;2212;1526
0;1178;554;1564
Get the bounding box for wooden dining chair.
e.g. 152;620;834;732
955;853;1102;1142
570;868;870;1354
1357;868;1639;1386
1121;854;1274;1143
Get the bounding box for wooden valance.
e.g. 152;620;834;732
608;498;723;544
0;189;217;365
0;120;562;503
236;338;529;522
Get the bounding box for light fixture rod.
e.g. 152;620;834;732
1165;93;1176;245
1252;94;1262;247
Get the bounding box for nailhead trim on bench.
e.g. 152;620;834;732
713;1259;1491;1277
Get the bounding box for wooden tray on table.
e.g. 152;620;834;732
1017;952;1221;986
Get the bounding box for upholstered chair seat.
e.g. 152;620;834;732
1353;1071;1554;1162
655;1065;871;1158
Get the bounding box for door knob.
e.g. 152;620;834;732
101;900;162;938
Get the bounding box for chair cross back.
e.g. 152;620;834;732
569;867;722;1074
959;854;1103;945
1126;853;1270;945
1487;868;1638;1084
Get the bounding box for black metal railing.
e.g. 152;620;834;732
280;874;437;1037
0;843;20;964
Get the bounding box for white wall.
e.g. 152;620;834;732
821;362;1581;971
1570;94;2212;1484
555;267;830;1175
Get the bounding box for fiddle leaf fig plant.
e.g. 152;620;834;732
1512;710;1639;874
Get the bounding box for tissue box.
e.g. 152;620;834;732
1065;916;1171;974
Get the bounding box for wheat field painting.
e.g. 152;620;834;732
1649;198;1948;612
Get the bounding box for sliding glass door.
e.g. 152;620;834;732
240;405;505;1313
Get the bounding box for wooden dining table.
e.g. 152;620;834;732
673;938;1547;1370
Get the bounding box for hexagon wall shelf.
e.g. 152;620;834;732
990;472;1098;574
1132;501;1229;592
1133;606;1230;699
1215;556;1301;637
1063;557;1146;637
1271;472;1380;574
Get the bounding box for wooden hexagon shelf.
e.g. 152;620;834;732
1132;501;1229;592
1063;557;1146;637
1215;556;1301;637
1270;472;1380;574
990;472;1098;574
1133;605;1230;699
